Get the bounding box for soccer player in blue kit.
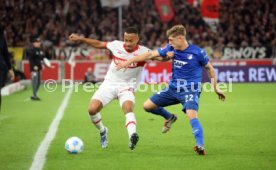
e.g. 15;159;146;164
116;25;226;155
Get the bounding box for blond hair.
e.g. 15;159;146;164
166;25;186;37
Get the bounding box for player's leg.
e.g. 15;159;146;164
35;71;41;98
143;99;173;120
181;92;205;155
0;87;2;112
31;71;39;100
122;101;137;139
118;89;139;150
186;109;206;155
0;89;2;112
88;99;109;148
89;84;116;148
144;88;178;133
0;67;7;111
88;99;105;133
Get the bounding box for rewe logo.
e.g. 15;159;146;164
174;60;187;68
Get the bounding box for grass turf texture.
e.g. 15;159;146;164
0;84;275;170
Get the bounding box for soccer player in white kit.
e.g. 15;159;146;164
69;27;164;150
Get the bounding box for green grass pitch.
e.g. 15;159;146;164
0;83;276;170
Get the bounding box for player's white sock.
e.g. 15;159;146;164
125;112;137;139
90;113;105;133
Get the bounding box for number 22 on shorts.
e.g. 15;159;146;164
185;94;194;102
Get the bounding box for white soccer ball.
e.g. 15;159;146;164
65;136;84;154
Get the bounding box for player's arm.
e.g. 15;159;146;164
69;34;106;49
151;51;174;62
116;50;160;70
204;62;226;101
151;56;170;61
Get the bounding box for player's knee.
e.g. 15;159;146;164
143;99;157;112
186;110;198;120
88;106;97;115
88;100;102;115
143;105;150;112
123;106;133;114
122;101;134;113
143;102;153;112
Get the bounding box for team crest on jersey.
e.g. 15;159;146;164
188;54;193;60
174;59;187;68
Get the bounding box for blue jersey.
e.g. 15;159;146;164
157;44;209;90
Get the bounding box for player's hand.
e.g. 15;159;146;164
8;69;15;81
215;88;226;101
166;51;174;59
69;34;81;41
116;61;130;71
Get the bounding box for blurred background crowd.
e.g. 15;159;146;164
1;0;275;50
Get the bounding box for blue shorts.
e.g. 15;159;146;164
150;86;200;113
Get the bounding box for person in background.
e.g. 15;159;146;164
28;37;43;101
0;26;14;111
83;67;98;84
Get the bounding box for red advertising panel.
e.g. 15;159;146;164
64;62;110;81
22;61;60;80
22;60;276;83
142;62;172;83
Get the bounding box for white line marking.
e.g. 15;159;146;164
29;87;73;170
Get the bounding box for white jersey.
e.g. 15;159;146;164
104;40;150;89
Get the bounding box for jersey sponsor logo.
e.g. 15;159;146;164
174;59;188;68
113;55;145;68
116;50;124;54
188;54;193;60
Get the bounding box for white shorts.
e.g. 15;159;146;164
91;82;135;107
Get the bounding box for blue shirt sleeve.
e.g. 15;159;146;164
198;49;209;66
157;44;170;57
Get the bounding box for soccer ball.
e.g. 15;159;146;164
65;136;84;154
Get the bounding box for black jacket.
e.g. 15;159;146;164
28;47;44;71
0;28;11;70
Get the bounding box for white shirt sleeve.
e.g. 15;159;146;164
106;40;120;53
140;46;151;53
